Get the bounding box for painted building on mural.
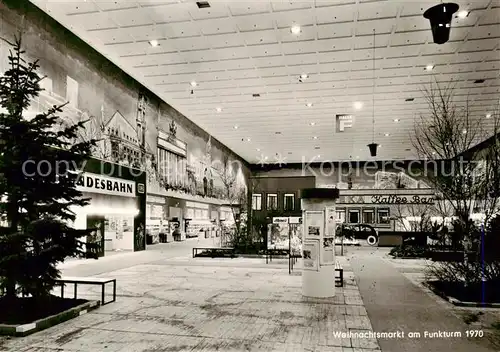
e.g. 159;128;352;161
0;0;249;248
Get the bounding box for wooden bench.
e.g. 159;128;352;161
335;262;344;287
192;247;236;258
56;276;116;305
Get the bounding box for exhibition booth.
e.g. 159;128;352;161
69;158;147;256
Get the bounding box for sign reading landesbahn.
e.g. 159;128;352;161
76;173;136;197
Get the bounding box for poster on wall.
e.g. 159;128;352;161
86;216;105;258
304;211;324;239
268;219;290;250
322;208;336;265
303;239;319;271
290;223;303;257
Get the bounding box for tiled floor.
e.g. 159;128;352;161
1;255;381;352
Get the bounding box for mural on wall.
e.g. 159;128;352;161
0;1;248;204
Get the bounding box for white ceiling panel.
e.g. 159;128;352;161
30;0;500;162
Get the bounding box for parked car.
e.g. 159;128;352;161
336;224;378;246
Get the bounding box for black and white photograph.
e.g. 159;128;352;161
0;0;499;351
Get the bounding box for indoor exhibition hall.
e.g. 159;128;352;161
0;0;499;351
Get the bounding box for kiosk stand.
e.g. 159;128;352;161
300;188;340;298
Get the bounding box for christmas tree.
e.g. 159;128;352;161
0;36;97;300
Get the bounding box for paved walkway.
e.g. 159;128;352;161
348;247;496;352
1;240;381;352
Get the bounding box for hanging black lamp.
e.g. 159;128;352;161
423;3;459;44
367;29;378;157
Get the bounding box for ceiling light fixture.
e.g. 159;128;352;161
393;118;400;122
425;64;434;71
306;103;313;107
457;10;469;19
300;74;309;79
196;1;210;8
190;81;197;87
313;136;318;139
149;40;160;47
256;148;261;152
317;154;321;158
246;138;251;142
216;107;222;112
367;28;379;157
462;129;467;134
233;125;238;129
384;133;390;137
486;113;492;119
354;101;363;110
310;122;316;126
290;25;301;35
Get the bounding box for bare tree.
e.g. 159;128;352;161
213;156;248;247
413;81;500;289
412;81;500;229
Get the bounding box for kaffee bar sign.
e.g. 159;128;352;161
338;195;435;205
371;195;434;205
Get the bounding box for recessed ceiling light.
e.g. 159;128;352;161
190;81;197;87
264;156;269;160
313;136;318;139
353;101;363;110
385;133;390;137
393;118;400;122
457;10;469;19
486;113;492;119
306;102;313;107
290;25;301;35
462;129;467;134
432;151;437;155
233;125;238;129
425;64;434;71
317;154;321;158
216;107;222;112
256;148;261;152
246;138;251;142
300;73;309;79
310;122;316;126
149;39;159;47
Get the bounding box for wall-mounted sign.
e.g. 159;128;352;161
337;194;435;205
147;195;166;204
158;130;187;157
288;217;302;224
273;217;289;224
371;195;435;205
186;201;210;209
76;173;136;198
137;183;145;194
